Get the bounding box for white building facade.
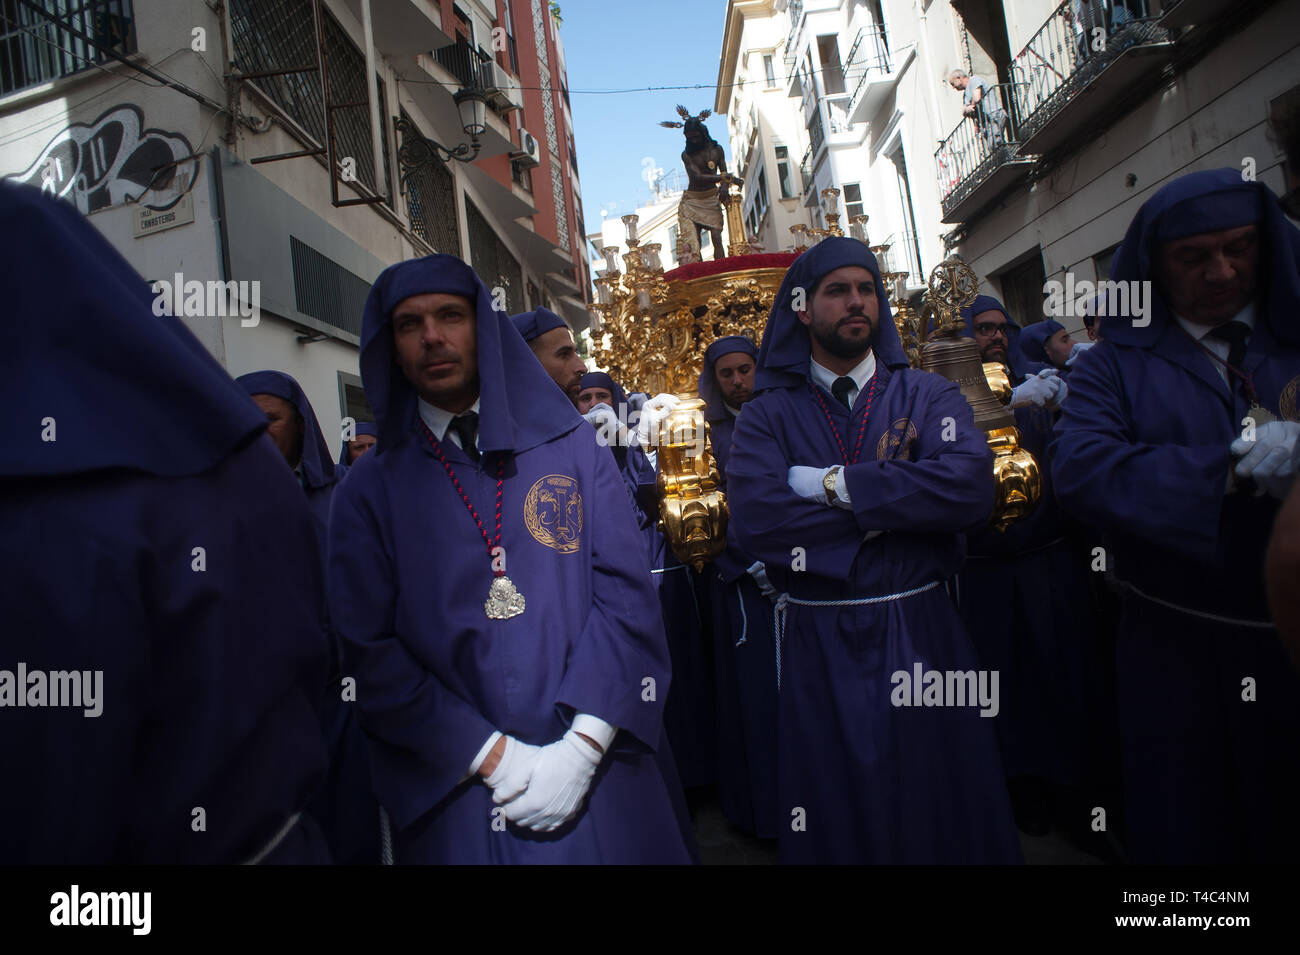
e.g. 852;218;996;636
0;0;585;448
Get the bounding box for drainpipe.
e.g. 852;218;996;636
361;0;386;201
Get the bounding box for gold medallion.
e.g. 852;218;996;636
485;575;526;619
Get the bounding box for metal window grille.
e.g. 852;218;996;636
0;0;136;96
229;0;389;197
466;197;523;314
397;110;460;257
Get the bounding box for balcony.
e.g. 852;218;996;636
844;24;898;126
783;0;805;77
1010;0;1176;157
935;82;1036;224
800;144;813;196
340;0;452;57
807;106;826;158
0;0;136;97
432;40;495;93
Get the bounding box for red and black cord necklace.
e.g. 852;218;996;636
417;419;526;620
1193;342;1277;424
810;373;881;465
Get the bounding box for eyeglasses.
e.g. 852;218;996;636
973;322;1009;337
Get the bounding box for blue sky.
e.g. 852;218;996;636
556;0;734;247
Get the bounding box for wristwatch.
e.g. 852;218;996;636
823;465;842;505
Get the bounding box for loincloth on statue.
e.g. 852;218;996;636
678;188;724;231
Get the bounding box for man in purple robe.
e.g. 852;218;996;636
510;307;587;407
1053;168;1300;862
950;297;1111;848
336;420;378;482
0;182;329;864
699;336;779;839
726;237;1022;863
237;370;383;865
329;254;690;863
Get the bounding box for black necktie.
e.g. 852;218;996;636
449;411;479;463
1210;321;1250;372
831;376;856;409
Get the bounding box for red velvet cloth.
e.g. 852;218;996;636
663;252;800;283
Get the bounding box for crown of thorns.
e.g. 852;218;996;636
659;105;712;129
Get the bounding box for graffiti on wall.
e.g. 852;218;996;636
3;105;198;213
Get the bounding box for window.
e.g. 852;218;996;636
398;110;460;255
501;0;518;74
453;3;473;45
1092;244;1120;283
337;371;372;428
1000;251;1049;327
745;168;770;237
889;145;923;282
230;0;391;198
816;35;845;96
0;0;137;96
668;224;680;262
775;145;794;198
511;158;533;192
763;54;776;88
466;197;524;313
842;182;864;219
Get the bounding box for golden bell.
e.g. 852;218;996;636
919;255;1041;530
655;397;727;570
920;339;1041;529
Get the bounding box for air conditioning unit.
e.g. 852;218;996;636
488;62;522;112
512;128;542;168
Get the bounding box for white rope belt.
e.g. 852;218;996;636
1108;573;1274;630
651;565;689;575
242;811;302;865
772;580;943;690
379;806;394;865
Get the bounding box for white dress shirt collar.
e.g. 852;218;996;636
418;396;482;449
810;351;877;402
1173;302;1256;343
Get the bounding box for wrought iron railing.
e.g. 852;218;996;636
783;0;805;76
934;81;1024;209
433;37;495;92
800;144;813;195
467;196;523;313
845;23;892;108
879;230;923;288
0;0;136;96
397;111;461;256
1010;0;1169;147
807;104;825;155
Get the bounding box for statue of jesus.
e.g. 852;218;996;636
660;106;740;262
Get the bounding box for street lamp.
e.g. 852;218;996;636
395;85;489;167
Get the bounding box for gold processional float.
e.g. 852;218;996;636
590;186;1040;570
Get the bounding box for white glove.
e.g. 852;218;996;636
1065;341;1094;366
501;731;602;832
787;465;831;504
583;402;622;448
1009;375;1056;409
747;561;777;599
1038;368;1068;409
1231;420;1300;499
483;735;543;806
633;393;680;448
